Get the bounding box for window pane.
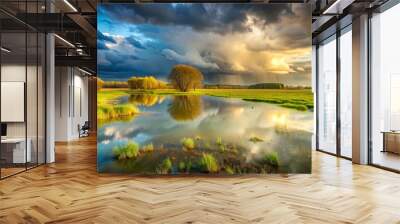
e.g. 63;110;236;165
1;31;27;177
318;37;337;154
27;31;38;168
340;29;352;158
371;3;400;171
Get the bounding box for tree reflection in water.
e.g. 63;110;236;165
129;94;165;106
168;95;203;121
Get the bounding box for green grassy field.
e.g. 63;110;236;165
98;88;313;111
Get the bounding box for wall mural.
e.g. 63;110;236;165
97;3;313;175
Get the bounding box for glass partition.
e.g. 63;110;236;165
1;31;28;177
0;1;46;179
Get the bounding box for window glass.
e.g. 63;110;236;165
317;36;337;154
340;28;352;158
371;3;400;171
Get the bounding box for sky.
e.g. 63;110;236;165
98;3;311;86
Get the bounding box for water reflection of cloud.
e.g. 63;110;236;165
104;127;116;136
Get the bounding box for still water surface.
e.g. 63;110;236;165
98;94;313;174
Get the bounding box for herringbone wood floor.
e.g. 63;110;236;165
1;136;400;224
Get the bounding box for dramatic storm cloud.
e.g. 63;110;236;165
98;3;311;86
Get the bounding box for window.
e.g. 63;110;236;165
370;3;400;171
339;27;352;158
316;25;353;159
317;36;337;154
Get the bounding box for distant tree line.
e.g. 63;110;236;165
97;78;128;88
103;81;128;88
97;78;104;89
97;76;167;89
128;76;167;89
204;84;247;89
285;85;312;90
205;83;312;90
98;71;311;90
248;83;284;89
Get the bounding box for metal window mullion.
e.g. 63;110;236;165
0;21;2;179
316;44;320;150
69;68;71;118
73;68;75;118
367;11;373;165
25;0;28;171
44;32;47;165
336;29;341;157
36;0;39;167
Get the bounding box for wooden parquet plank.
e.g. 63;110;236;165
0;136;399;223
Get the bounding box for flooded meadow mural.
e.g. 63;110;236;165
97;3;312;174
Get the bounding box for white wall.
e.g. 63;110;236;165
54;67;89;141
55;67;70;141
0;65;41;138
72;73;89;138
1;65;26;138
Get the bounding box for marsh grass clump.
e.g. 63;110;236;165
249;136;264;143
186;160;192;173
225;166;235;175
216;136;223;146
112;141;139;160
157;157;173;174
181;137;195;150
263;151;279;167
199;153;219;173
215;137;226;152
141;143;154;153
97;104;113;120
97;90;138;120
178;161;186;172
98;103;138;120
113;104;139;116
226;144;238;154
204;141;211;149
177;160;193;173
